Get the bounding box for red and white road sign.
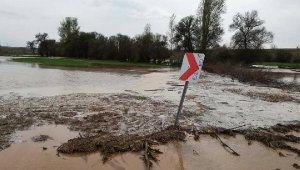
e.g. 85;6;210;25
179;53;205;82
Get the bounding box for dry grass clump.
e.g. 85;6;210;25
245;91;298;103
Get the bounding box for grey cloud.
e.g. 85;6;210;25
91;0;170;20
0;0;299;47
0;10;27;19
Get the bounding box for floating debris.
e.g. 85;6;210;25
32;135;53;142
58;128;185;163
293;163;300;169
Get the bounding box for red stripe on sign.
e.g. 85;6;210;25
179;53;199;81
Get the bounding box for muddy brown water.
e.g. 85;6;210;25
0;125;299;170
0;56;176;97
1;56;299;98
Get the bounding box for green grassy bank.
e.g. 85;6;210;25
12;57;163;68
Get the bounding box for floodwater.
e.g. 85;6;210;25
0;56;152;97
1;56;300;129
1;57;299;98
1;56;300;169
270;72;300;85
0;125;299;170
252;65;300;85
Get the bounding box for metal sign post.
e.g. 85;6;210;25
175;53;205;126
175;81;189;126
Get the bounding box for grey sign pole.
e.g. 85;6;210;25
175;81;189;126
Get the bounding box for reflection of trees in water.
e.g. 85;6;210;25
283;74;300;84
275;73;300;85
292;74;299;84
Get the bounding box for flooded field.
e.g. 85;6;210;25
252;66;300;85
270;72;300;85
1;56;300;169
0;56;154;97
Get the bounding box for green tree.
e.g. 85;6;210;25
230;10;274;49
196;0;226;53
105;35;119;60
115;34;132;61
152;34;169;63
88;33;108;59
43;40;57;56
58;17;80;43
76;32;96;58
174;16;197;52
58;17;80;57
132;24;170;62
133;24;154;62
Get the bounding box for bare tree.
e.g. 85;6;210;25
230;10;274;49
174;16;197;52
297;46;300;65
26;41;36;54
35;33;48;43
196;0;226;53
144;23;152;35
167;14;176;50
34;33;54;56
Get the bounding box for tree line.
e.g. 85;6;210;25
27;0;276;64
27;20;169;63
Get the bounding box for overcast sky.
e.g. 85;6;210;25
0;0;299;48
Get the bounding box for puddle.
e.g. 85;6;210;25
12;125;79;144
1;125;299;170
